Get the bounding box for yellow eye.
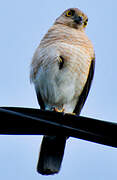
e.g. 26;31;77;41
66;10;73;17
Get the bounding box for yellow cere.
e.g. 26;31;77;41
83;20;88;27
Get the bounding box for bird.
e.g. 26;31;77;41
30;8;95;175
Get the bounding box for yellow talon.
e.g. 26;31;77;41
66;112;76;116
57;56;64;70
54;107;64;112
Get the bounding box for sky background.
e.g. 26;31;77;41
0;0;116;179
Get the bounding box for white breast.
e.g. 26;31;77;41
32;42;90;112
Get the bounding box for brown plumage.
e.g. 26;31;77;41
30;8;95;175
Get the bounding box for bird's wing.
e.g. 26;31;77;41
36;91;45;110
73;57;95;115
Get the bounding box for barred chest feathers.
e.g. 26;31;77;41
31;24;94;112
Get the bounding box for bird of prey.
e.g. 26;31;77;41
30;8;95;175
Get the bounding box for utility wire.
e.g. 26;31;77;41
0;107;117;148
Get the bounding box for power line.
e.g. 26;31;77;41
0;107;117;148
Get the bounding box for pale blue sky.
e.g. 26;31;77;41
0;0;116;179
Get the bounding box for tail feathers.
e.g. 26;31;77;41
37;135;66;175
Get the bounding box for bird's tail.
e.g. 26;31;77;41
37;135;67;175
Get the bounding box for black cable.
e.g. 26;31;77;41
0;107;117;148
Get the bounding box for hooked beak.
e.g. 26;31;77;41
74;16;83;25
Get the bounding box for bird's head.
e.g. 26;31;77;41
54;8;88;30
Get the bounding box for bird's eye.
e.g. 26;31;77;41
66;10;74;17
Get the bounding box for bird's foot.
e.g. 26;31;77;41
65;112;76;116
53;107;65;113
